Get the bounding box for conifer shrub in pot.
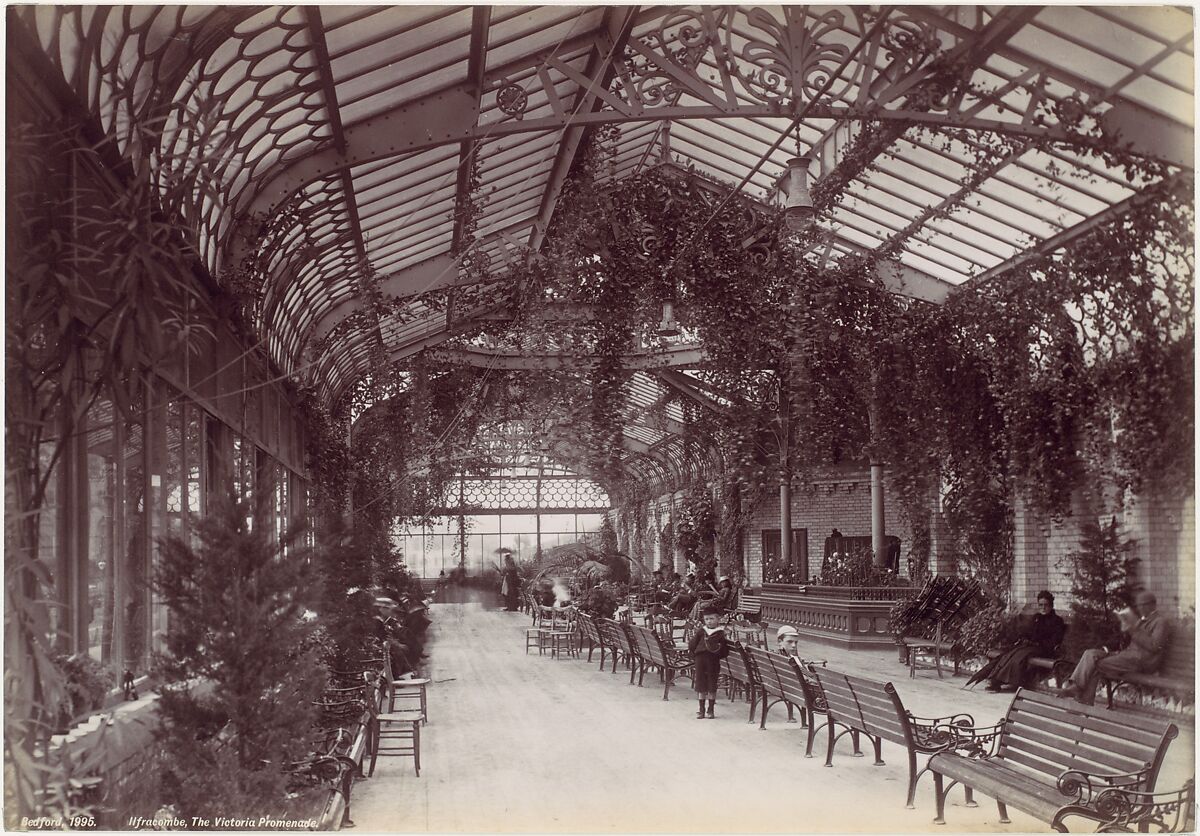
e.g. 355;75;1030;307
152;490;327;823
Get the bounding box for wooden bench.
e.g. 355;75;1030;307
575;610;605;664
810;667;976;808
927;687;1179;827
727;590;763;622
721;642;761;723
598;618;636;681
744;646;806;730
625;624;694;700
1102;629;1195;712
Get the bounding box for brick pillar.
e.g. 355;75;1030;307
929;509;954;576
1011;491;1049;604
1123;489;1195;617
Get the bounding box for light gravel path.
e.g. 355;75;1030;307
349;603;1192;833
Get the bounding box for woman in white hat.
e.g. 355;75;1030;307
711;576;735;613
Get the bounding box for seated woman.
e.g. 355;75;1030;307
981;590;1066;692
710;576;735;613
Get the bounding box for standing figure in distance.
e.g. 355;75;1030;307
499;555;521;612
688;604;730;719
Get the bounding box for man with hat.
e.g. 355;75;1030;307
776;624;801;658
1062;590;1172;705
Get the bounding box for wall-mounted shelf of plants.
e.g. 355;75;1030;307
760;584;914;650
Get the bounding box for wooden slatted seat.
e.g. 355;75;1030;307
575;610;606;664
721;642;761;722
1102;627;1195;711
744;646;805;729
599;618;636;681
811;668;975;808
927;687;1179;827
626;624;694;700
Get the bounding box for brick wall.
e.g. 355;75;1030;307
743;464;917;585
611;471;1194;616
1011;487;1195;616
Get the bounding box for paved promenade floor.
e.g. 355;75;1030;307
351;602;1193;833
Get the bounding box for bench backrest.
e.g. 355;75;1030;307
734;591;762;615
999;689;1178;790
576;611;602;644
599;618;632;654
722;642;758;689
1159;626;1194;679
810;668;911;747
627;624;668;666
745;646;807;708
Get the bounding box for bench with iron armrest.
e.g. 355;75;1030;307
625;624;694;700
575;610;606;664
928;687;1179;828
721;642;762;723
1101;630;1195;711
313;683;374;779
1052;777;1194;833
810;668;975;809
598;618;636;680
284;744;359;829
744;646;813;731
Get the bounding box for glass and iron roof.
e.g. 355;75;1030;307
11;4;1193;487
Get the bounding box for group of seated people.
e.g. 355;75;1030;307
757;589;1172;711
977;589;1172;706
643;569;738;620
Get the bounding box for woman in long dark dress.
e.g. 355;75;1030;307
688;605;730;718
500;555;521;611
984;590;1066;691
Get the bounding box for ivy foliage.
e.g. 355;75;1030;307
338;119;1191;603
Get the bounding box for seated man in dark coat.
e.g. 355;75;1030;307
1063;590;1172;706
667;581;697;618
984;590;1066;692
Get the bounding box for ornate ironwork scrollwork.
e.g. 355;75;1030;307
728;6;851;108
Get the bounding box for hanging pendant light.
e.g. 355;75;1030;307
778;154;815;232
657;299;680;337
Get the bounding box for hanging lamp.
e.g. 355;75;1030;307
778;154;815;232
656;299;680;337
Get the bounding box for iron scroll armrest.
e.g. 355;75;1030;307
1051;780;1195;833
1056;765;1154;805
907;712;976;752
662;645;694;669
931;719;1005;758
